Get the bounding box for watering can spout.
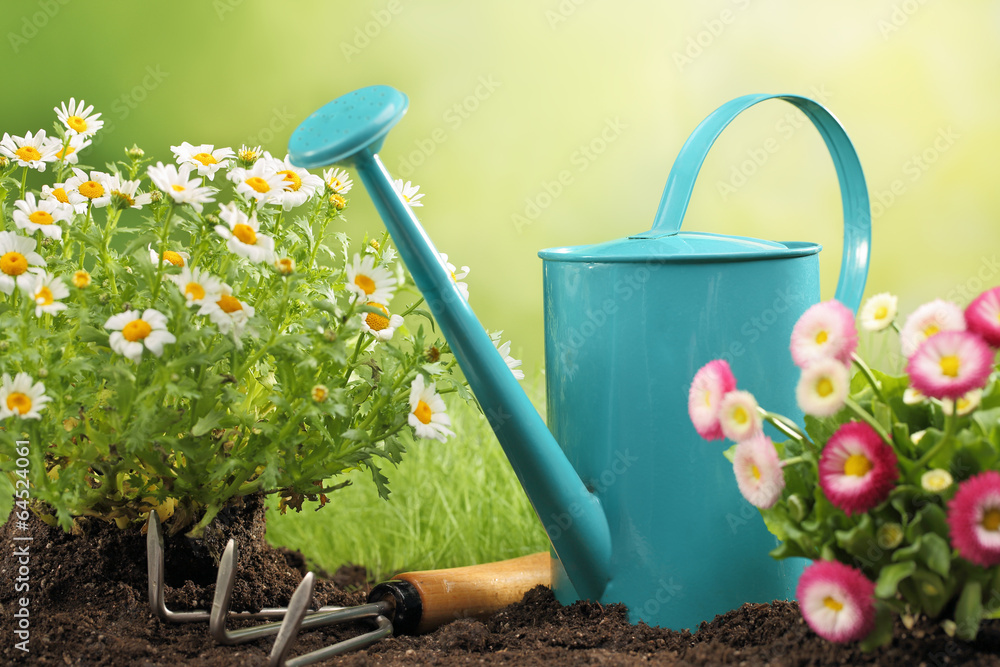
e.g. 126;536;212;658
288;86;612;601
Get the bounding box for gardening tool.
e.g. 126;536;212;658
268;551;552;666
146;512;343;623
287;88;871;630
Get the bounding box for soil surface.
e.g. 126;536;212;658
4;501;1000;666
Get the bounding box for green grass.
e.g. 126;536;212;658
264;384;550;581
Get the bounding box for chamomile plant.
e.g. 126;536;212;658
0;99;523;537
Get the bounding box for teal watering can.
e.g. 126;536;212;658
288;88;871;630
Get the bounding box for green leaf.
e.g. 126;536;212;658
919;533;951;578
955;580;983;641
859;604;895;651
875;561;916;598
722;443;736;464
191;409;228;438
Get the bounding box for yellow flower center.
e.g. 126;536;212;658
354;274;376;295
245;176;270;193
923;324;940;338
816;377;834;397
312;385;329;402
185;282;206;301
28;210;54;225
874;306;888;320
192;152;218;166
414;400;432;424
732;406;748;425
56;145;76;161
815;330;828;345
330;194;346;210
35;285;54;306
6;392;32;415
823;596;844;612
122;319;152;342
276;258;294;275
15;146;41;162
939;355;960;378
79;180;105;199
217;294;243;313
365;303;391;331
51;187;70;204
72;270;91;288
171;184;186;192
232;223;257;245
983;509;1000;532
278;169;302;191
1;252;28;276
66;115;88;133
162;251;185;267
750;464;761;481
844;453;872;477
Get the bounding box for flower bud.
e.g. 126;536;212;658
311;384;329;402
37;368;49;378
329;193;346;210
121;302;132;311
369;239;380;252
275;257;295;275
323;328;337;342
72;270;91;288
126;144;145;160
205;213;220;225
98;293;110;304
0;341;8;352
425;346;441;362
0;156;8;169
877;522;904;550
238;145;262;168
149;190;163;203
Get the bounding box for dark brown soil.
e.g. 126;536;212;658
4;502;1000;666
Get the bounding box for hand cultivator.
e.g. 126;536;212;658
146;513;551;666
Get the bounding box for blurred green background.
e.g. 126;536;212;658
4;0;999;371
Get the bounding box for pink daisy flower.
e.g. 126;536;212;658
719;390;762;442
965;287;1000;348
732;432;785;509
789;300;858;368
899;299;965;358
906;330;993;400
688;359;736;441
947;471;1000;567
797;560;876;643
818;422;898;515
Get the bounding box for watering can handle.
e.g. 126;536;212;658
641;94;871;312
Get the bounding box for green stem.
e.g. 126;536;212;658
77;202;94;270
150;202;176;303
55;135;71;183
851;352;889;406
844;396;893;444
19;166;28;200
781;455;808;467
759;408;807;442
915;404;958;468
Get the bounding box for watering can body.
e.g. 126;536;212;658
288;89;871;632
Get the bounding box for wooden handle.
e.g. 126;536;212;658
392;551;551;634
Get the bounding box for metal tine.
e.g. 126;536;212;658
269;573;393;667
210;540;368;645
146;512;341;623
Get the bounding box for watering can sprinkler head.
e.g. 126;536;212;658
288;86;615;603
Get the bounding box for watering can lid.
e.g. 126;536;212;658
538;231;820;263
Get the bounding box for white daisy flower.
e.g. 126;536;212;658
54;98;104;137
12;193;71;240
44;133;91;165
492;338;524;380
0;372;52;420
266;153;324;210
148;245;190;268
408;374;454;441
236;144;262;168
440;253;470;300
197;285;255;339
921;469;954;493
105;174;152;210
105;309;176;364
902;387;926;405
0;231;46;295
0;130;60;171
345;253;396;304
392;179;424;207
323;167;353;194
214;202;276;263
147;162;216;213
64;168;113;208
170;142;235;180
228;160;289;205
719;390;763;442
858;293;899;332
169;267;224;306
24;271;69;318
41;183;87;215
360;303;404;341
796;358;850;418
939;388;983;416
899;299;965;358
